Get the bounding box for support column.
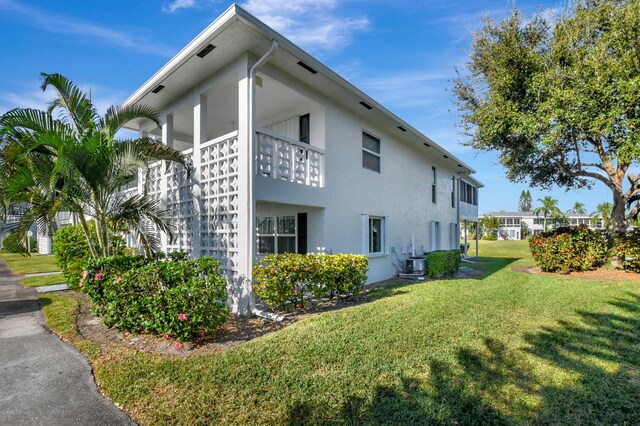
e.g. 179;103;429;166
464;219;468;258
160;114;173;252
192;94;207;259
475;222;479;258
235;55;253;316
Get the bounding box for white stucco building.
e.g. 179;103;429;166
480;211;603;240
38;5;483;314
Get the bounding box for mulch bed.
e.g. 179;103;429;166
513;265;640;282
56;270;486;357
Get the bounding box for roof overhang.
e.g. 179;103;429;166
122;3;481;179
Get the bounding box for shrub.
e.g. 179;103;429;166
82;254;228;342
1;232;36;253
482;234;497;241
528;225;609;274
53;223;96;286
427;250;461;278
252;253;368;310
612;229;640;272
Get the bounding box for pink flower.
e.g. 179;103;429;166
79;279;84;287
116;277;123;283
95;269;104;280
82;270;89;279
178;313;187;321
199;331;205;338
175;342;181;349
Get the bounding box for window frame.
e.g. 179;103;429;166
256;215;297;255
362;214;387;257
431;167;437;204
361;130;381;173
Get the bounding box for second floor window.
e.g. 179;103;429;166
432;167;437;203
362;131;381;173
451;176;455;208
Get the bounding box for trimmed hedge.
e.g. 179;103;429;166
82;253;229;342
529;225;609;274
1;232;36;253
427;250;461;278
612;229;640;272
252;253;368;310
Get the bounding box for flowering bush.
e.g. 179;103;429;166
252;253;368;310
528;225;609;273
426;250;461;278
82;254;229;342
612;229;640;272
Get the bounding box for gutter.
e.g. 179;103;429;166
247;39;284;322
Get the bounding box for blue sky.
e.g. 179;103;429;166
0;0;613;214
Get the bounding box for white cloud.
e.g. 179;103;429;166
0;0;174;56
162;0;197;13
241;0;370;51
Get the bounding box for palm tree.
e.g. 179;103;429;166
0;73;186;256
533;196;560;231
567;202;586;215
591;202;613;230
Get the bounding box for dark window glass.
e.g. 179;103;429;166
362;151;381;173
257;236;275;255
277;237;296;254
362;132;380;154
299;114;310;144
369;217;382;253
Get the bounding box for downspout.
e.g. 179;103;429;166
247;39;284;322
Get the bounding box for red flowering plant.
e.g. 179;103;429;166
528;225;609;273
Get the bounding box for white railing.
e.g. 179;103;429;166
256;128;324;188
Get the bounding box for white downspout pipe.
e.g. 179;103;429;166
247;40;284;322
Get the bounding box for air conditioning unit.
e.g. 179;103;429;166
405;256;427;275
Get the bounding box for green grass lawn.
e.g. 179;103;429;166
42;241;640;425
22;273;65;287
0;251;61;274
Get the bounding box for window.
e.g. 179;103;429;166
299;114;310;144
432;167;437;203
369;216;384;254
362;131;381;172
256;215;296;255
458;181;478;206
451;176;456;208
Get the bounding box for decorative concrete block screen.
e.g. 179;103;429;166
165;151;194;253
199;131;240;273
256;130;323;187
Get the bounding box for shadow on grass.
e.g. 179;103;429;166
286;292;640;425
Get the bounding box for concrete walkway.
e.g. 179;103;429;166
0;260;134;425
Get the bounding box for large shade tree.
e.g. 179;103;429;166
453;0;640;233
0;73;187;256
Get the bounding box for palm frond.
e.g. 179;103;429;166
40;72;98;136
100;104;161;135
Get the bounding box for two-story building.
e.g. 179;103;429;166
480;211;603;240
72;4;482;314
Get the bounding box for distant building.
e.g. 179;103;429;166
479;211;603;240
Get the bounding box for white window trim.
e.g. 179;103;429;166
362;130;382;173
256;215;297;256
361;214;388;257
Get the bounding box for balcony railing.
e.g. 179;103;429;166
255;128;324;188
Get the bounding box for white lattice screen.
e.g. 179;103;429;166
198;132;240;273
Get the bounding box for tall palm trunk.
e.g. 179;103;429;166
77;214;99;258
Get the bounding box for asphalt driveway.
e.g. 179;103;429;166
0;259;134;425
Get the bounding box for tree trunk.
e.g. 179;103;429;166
610;188;627;269
77;214;99;259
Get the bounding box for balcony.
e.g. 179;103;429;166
255;128;324;188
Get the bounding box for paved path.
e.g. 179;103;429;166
0;260;134;425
